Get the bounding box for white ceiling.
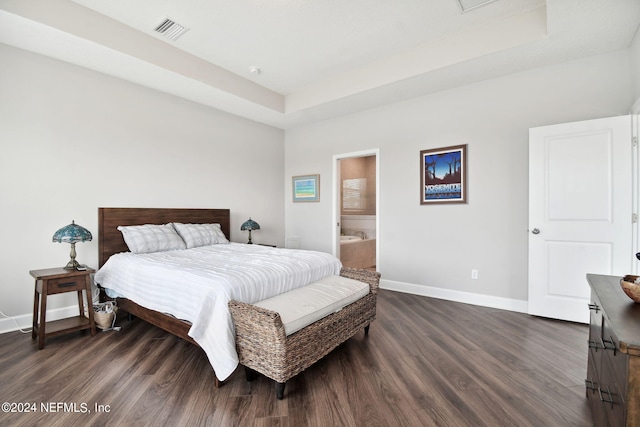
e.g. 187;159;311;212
1;0;639;129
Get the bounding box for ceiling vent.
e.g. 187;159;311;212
457;0;497;13
154;18;189;41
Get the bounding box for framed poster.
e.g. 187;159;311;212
292;174;320;202
420;144;467;204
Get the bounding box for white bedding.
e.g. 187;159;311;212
94;242;342;381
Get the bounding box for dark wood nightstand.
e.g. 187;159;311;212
30;267;97;349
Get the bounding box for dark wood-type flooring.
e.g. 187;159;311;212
0;290;591;426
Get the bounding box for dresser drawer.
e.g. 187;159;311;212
586;275;640;427
586;351;608;426
42;276;87;294
600;351;627;427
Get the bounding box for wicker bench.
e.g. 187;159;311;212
228;267;380;399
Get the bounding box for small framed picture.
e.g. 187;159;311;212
420;144;467;204
292;174;320;202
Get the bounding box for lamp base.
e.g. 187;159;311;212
64;242;80;269
64;259;81;270
247;229;253;244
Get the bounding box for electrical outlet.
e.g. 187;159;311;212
471;269;478;280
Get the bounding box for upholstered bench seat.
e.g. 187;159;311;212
253;275;370;336
229;267;380;399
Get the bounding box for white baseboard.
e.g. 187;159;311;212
380;278;528;313
2;281;528;334
0;306;81;334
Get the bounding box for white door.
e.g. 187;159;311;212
528;115;633;323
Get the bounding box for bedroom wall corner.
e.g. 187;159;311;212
0;44;285;331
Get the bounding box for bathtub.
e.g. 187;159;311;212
340;237;376;269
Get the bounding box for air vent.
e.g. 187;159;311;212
457;0;497;13
154;18;189;41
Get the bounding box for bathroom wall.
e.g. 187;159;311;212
341;215;376;239
340;156;376;216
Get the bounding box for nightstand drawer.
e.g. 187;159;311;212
44;276;87;294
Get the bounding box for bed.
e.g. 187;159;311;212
95;207;342;384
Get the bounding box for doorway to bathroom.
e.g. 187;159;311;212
333;149;379;271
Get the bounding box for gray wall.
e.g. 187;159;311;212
631;26;640;110
284;49;634;310
0;44;284;329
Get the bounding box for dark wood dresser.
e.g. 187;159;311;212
586;274;640;427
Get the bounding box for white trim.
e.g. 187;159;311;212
633;113;639;274
340;214;375;220
1;284;529;334
381;279;529;314
0;305;82;334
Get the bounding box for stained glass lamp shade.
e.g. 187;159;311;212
52;220;92;269
240;218;260;244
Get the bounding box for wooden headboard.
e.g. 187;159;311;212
98;208;231;267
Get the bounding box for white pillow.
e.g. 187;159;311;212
172;223;229;248
117;223;186;254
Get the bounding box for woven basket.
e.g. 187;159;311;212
94;303;118;330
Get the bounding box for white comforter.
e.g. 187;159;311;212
94;243;342;380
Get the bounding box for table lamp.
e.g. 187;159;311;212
52;220;92;269
240;218;260;244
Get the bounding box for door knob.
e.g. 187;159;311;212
531;228;540;234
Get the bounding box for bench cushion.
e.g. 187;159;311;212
253;275;370;335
